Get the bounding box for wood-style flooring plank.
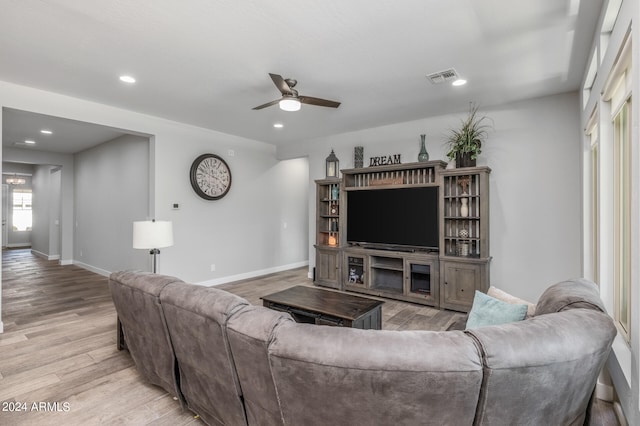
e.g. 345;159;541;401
0;249;619;425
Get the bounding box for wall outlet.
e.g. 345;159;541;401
172;203;180;210
210;264;216;272
228;149;235;157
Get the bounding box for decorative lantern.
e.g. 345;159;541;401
325;149;339;178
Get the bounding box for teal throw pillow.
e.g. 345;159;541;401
466;291;528;329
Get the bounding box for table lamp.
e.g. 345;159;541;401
133;219;174;273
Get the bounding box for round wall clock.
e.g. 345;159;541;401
190;153;232;200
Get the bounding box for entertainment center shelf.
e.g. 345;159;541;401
314;161;491;312
343;161;445;189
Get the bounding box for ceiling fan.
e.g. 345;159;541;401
252;73;341;111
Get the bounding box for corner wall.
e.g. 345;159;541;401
74;134;150;274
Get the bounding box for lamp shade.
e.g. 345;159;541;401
133;220;174;249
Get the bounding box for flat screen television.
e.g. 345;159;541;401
347;186;439;250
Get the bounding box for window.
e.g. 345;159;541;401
603;31;632;340
12;188;32;231
613;98;631;338
586;110;599;284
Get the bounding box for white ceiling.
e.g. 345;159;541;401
0;0;603;153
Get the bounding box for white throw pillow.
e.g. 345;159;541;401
487;286;536;318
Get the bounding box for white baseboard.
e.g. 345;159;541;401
7;243;31;248
198;261;309;287
0;321;4;333
73;260;111;277
31;249;60;261
59;259;73;266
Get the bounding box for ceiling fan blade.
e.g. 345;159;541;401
299;96;341;108
269;73;293;95
252;99;281;110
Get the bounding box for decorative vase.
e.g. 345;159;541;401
354;146;364;168
460;197;469;218
331;185;339;200
418;134;429;162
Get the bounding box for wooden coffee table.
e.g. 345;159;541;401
261;285;383;330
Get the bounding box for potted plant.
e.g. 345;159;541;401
445;103;491;168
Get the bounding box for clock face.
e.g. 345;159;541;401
190;154;232;200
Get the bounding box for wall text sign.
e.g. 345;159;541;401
369;154;401;167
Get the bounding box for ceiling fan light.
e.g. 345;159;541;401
279;98;301;112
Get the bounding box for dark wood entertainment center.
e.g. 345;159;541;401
314;161;491;312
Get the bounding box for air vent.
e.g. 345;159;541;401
426;68;459;84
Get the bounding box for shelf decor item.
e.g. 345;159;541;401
354;146;364;168
418;134;429;162
326;149;340;178
460;197;469;217
457;241;470;257
458;226;470;239
331;185;340;200
445;103;491;168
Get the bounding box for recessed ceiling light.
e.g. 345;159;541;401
119;75;136;84
452;79;467;86
24;140;36;144
273;123;284;128
40;129;52;134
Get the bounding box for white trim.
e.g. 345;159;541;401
614;401;628;426
6;243;31;248
198;261;309;287
59;259;73;266
31;249;60;261
72;261;111;277
596;381;614;402
0;321;4;333
612;333;632;386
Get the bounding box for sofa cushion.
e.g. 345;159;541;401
227;305;294;426
268;322;483;426
160;282;250;426
108;270;184;404
534;278;606;316
487;286;536;318
466;291;528;329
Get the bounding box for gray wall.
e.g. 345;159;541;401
31;164;61;258
280;92;582;303
74;134;150;274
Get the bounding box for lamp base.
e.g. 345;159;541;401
149;248;160;273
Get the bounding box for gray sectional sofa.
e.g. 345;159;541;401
109;272;616;426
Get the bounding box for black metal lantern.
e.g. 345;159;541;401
325;149;339;178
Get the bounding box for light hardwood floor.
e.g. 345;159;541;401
0;249;619;425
